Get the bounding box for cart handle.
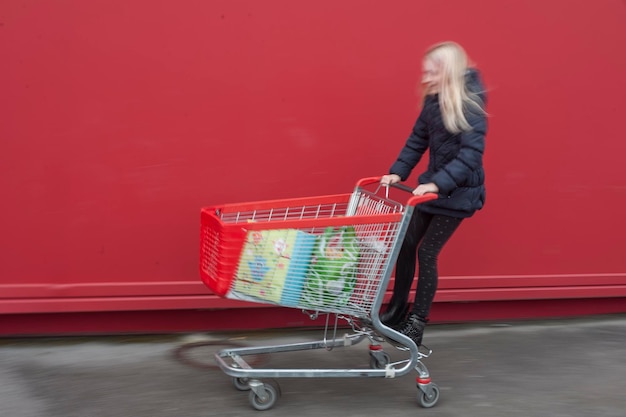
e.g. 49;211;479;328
356;176;438;206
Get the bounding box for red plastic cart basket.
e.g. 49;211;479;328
200;177;435;317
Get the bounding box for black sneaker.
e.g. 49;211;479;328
399;313;428;346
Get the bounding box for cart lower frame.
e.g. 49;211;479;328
214;314;440;409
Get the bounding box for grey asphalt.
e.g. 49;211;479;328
1;314;625;417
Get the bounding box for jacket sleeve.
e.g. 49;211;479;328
430;110;487;194
389;109;429;181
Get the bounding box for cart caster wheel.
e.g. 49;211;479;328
232;377;250;391
369;351;391;369
249;380;281;411
417;383;440;408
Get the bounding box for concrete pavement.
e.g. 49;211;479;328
1;314;625;416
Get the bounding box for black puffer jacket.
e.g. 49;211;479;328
390;69;487;218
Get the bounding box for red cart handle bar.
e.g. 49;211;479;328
356;176;438;207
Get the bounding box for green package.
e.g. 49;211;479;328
300;226;360;309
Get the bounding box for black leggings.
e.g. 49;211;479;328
390;210;463;319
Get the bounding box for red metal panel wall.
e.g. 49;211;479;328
1;1;625;334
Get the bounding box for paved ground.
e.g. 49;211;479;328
1;314;625;417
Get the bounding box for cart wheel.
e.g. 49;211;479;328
232;377;250;391
417;383;440;408
249;380;281;411
369;352;391;369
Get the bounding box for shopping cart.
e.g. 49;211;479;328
199;177;440;410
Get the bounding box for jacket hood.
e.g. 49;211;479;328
465;68;487;104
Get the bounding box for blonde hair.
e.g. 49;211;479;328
424;42;485;134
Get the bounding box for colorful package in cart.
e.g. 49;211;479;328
300;226;360;309
231;229;316;306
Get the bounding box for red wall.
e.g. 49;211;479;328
1;1;625;334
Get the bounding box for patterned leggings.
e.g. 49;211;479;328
390;210;463;319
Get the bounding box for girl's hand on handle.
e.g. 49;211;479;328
380;174;401;186
413;182;439;196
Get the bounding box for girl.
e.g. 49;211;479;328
380;41;488;346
